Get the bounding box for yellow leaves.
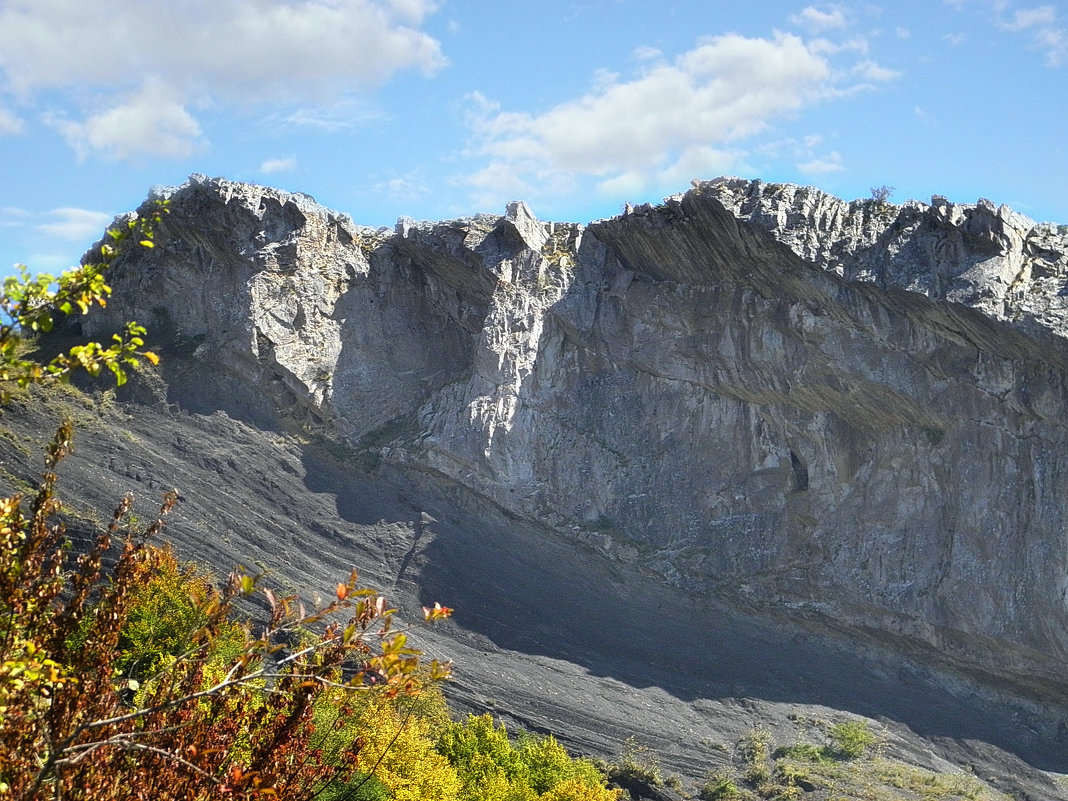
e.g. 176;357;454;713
422;601;453;622
540;777;623;801
2;204;166;397
350;698;462;801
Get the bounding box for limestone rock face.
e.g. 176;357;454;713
87;174;1068;702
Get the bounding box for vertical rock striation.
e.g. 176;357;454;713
85;174;1068;704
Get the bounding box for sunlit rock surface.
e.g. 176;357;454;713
62;174;1068;796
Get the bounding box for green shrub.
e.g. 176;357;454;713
700;771;740;800
773;743;832;763
828;720;876;759
609;735;662;786
115;545;245;679
738;728;772;786
317;772;391;801
437;714;620;801
518;732;604;795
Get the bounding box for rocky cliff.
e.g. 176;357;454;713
45;174;1068;795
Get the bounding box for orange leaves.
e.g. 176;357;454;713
422;602;453;622
1;421;458;800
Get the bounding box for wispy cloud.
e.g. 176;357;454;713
37;208;113;241
374;173;430;200
762;135;844;175
0;0;445;160
632;45;663;61
998;4;1066;65
0;106;23;135
1001;5;1057;30
0;206;29;227
850;60;902;82
791;5;849;33
798;151;844;175
277;100;386;132
260;157;297;174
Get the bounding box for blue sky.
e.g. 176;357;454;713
1;0;1065;277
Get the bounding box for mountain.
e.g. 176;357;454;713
5;174;1068;798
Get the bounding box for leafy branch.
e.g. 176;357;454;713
0;203;167;400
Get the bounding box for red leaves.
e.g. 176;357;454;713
2;424;455;801
422;602;453;622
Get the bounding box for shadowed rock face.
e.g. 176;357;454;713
61;174;1068;794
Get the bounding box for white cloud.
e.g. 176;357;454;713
0;0;445;96
896;26;911;38
374;174;430;200
462;31;890;207
1033;25;1067;65
851;60;902;81
1001;5;1056;30
0;106;23;134
807;36;870;55
277;100;385;132
37;208;113;241
260;157;297;174
0;0;444;159
943;32;967;46
46;81;202;161
791;6;848;33
798;151;844;174
998;5;1066;66
0;207;30;227
632;45;663;62
761;134;842;175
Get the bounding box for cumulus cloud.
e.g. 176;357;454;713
0;0;444;159
462;31;893;207
37;208;113;241
260;157;297;174
46;81;203;161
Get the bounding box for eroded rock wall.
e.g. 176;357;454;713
86;174;1068;700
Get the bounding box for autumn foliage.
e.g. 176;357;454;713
0;421;453;800
0;219;620;801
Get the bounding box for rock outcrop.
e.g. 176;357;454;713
70;175;1068;788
